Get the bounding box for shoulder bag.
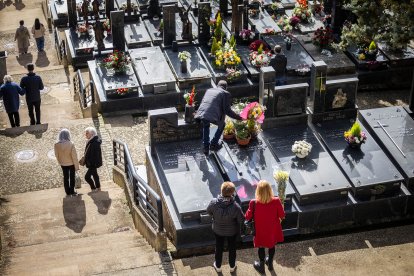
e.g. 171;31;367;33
79;143;91;166
243;200;256;236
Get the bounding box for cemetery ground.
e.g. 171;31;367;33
0;1;414;275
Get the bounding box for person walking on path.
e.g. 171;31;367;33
245;180;285;274
20;63;44;125
83;127;102;191
54;129;80;196
0;75;25;128
195;80;243;155
207;182;244;273
31;18;46;52
14;20;30;55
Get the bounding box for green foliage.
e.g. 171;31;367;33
257;43;263;54
236;124;250;140
214;12;223;41
229;35;236;49
368;41;377;51
350;121;362;137
211;37;220;55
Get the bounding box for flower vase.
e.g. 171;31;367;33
223;133;235;140
286;41;292;51
236;135;251;146
184;104;195;123
181;60;188;73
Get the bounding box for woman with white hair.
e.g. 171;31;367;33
82;126;102;191
0;75;25;128
54;129;80;196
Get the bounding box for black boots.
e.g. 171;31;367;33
253;260;265;274
265;256;274;271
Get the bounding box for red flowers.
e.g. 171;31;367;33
116;88;129;95
312;27;333;48
184;85;196;106
249;40;269;51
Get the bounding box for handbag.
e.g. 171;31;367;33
79;143;91;166
243;200;256;236
75;172;82;189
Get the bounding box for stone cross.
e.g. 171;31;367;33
163;4;177;47
310;61;328;113
111;11;125;51
105;0;114;19
198;2;211;45
67;0;77;28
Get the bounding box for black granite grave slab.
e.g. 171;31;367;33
95;59;140;98
314;119;404;200
124;22;152;48
143;18;163;46
248;10;281;34
262;124;351;205
65;28;113;68
263;35;314;76
164;46;212;89
359;106;414;192
377;43;414;68
153;128;224;220
129;47;177;94
265;83;308;118
296;34;356;76
346;45;389;71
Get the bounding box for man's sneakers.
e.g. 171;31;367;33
229;265;237;273
213;262;222;273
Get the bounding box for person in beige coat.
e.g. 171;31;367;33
54;129;80;196
15;20;30;55
31;18;46;52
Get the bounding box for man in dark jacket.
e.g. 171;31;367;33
195;80;243;154
20;63;44;125
0;75;25;127
84;127;103;191
269;45;287;86
207;182;244;273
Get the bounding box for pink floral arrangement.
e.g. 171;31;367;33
239;29;255;41
240;102;265;124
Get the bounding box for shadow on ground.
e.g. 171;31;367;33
63;195;86;233
88;190;112;215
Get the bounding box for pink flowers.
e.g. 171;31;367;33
240;102;265;124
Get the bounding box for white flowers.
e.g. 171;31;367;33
291;140;312;157
178;51;191;62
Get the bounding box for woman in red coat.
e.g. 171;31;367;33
245;180;285;274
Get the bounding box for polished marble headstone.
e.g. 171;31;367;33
262;125;351;205
163;4;178;46
314;119;404;199
129;47;176;94
106;0;115;18
124;22;152;48
310;61;327;114
111;10;125;51
67;0;78;28
198;2;211;45
359;106;414;191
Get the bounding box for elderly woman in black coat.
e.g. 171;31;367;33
207;181;244;273
83;126;103;191
0;75;25;127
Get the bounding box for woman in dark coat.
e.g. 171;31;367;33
83;126;102;191
207;182;244;273
0;75;25;127
245;180;285;274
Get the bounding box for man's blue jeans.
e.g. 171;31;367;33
202;119;224;150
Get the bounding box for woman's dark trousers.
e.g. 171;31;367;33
85;167;100;189
7;112;20;127
61;165;75;195
215;234;237;268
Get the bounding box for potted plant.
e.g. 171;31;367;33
183;85;196;123
344;121;367;149
235;123;251;146
226;68;242;83
223;119;235;140
365;41;378;61
291;140;312;158
240;101;265;138
273;170;289;205
178;51;191;73
101;50;131;74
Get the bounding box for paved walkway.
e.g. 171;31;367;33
0;181;176;276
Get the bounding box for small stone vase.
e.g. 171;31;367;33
184;104;195;123
181;60;188;73
347;141;362;149
286;41;292;51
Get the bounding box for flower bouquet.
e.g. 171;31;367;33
292;0;312;23
184;85;196;123
264;28;277;35
226;68;242;83
240;101;265;138
101;50;131;74
116;87;130;96
213;40;241;69
273;170;289;205
178;51;191;62
249;44;272;68
77;23;91;36
103;19;111;35
277;16;293;32
289;16;301;27
292;140;312;158
312;27;333;49
344;121;367;149
223;119;235;140
249;40;268;52
239;29;255;41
